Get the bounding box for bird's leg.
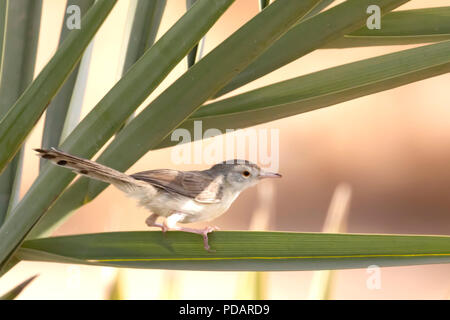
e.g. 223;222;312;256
145;214;167;233
164;213;219;252
169;225;219;252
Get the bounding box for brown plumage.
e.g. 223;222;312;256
35;148;223;202
34;148;143;193
131;169;224;203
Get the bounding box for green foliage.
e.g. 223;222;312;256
0;0;116;174
0;0;42;225
215;0;410;97
0;0;235;268
40;0;94;167
0;1;449;285
17;232;450;271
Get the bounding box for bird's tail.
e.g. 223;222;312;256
35;148;141;193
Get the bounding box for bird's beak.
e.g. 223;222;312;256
258;171;282;179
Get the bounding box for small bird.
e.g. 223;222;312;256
35;148;281;251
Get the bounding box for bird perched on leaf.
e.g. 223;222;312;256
35;148;281;251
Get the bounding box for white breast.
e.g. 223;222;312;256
129;184;241;224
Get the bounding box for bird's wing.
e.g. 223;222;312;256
130;169;223;203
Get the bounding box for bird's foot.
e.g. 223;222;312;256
145;215;168;233
201;226;219;252
169;225;219;252
149;213;219;251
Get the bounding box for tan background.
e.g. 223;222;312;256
1;0;450;299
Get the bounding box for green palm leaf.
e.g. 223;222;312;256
0;0;236;270
29;38;450;240
215;0;410;97
0;0;116;173
302;0;336;20
116;0;166;130
157;40;450;148
28;0;321;239
40;0;94;169
16;232;450;271
325;7;450;48
186;0;200;68
0;0;6;68
0;0;447;290
120;0;166;75
0;0;42;224
0;274;38;300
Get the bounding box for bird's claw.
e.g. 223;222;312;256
145;216;168;233
202;226;219;252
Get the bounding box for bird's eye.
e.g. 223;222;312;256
242;170;250;177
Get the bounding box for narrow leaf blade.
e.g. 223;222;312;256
325;7;450;48
302;0;336;20
1;0;235;268
258;0;270;11
157;40;450;149
16;232;450;271
0;274;38;300
186;0;199;68
28;0;320;240
0;0;6;72
40;0;94;169
215;0;410;98
0;0;118;268
116;0;167;129
0;0;116;173
0;0;42;224
120;0;166;75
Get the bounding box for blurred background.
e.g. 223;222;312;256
1;0;450;299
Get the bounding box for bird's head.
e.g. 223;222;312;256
209;160;281;193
